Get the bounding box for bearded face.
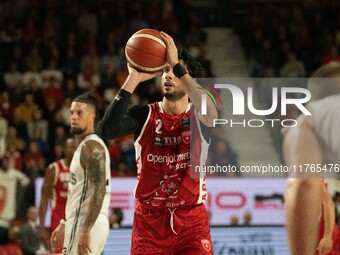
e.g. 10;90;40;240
162;65;187;101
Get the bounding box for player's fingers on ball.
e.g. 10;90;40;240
160;32;166;38
164;35;173;44
160;32;173;43
163;31;174;42
168;36;174;43
160;34;169;45
160;31;169;37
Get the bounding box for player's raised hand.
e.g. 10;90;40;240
121;63;162;93
127;63;161;83
160;31;179;68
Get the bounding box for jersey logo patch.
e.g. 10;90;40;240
201;239;211;252
154;136;163;146
181;131;191;144
181;116;190;129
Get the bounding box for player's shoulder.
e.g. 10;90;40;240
281;114;314;137
46;161;57;171
127;104;150;126
81;137;107;158
128;104;150;115
80;137;108;169
83;137;105;147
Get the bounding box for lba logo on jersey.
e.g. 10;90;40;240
181;116;190;129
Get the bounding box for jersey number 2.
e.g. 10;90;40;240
155;119;162;134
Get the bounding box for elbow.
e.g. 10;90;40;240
202;108;218;127
207;103;218;121
209;106;218;121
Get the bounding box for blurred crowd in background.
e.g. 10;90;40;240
0;0;339;254
234;0;340;157
0;1;215;252
237;0;340;77
0;0;214;180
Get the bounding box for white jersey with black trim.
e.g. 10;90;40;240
309;94;340;164
65;134;111;219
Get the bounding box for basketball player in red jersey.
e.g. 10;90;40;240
39;138;76;253
283;62;340;255
98;31;218;254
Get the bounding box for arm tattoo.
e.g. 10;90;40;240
80;140;106;230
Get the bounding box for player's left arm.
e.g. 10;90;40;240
160;31;218;127
78;139;107;255
39;164;55;249
317;182;335;255
283;114;323;255
39;164;55;227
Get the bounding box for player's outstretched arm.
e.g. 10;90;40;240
39;164;55;249
317;183;335;255
77;139;107;255
160;31;218;127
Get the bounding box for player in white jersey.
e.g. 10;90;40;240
50;91;111;255
283;62;340;255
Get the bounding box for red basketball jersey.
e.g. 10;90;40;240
50;159;69;233
134;102;209;209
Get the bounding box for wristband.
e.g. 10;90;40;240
60;217;66;225
173;63;188;78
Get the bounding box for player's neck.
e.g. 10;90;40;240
162;96;188;115
64;157;72;167
74;130;94;145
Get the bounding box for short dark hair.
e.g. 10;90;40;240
178;49;204;78
73;91;102;123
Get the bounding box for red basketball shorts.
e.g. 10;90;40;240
131;203;214;255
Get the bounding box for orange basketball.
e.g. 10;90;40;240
125;29;167;73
